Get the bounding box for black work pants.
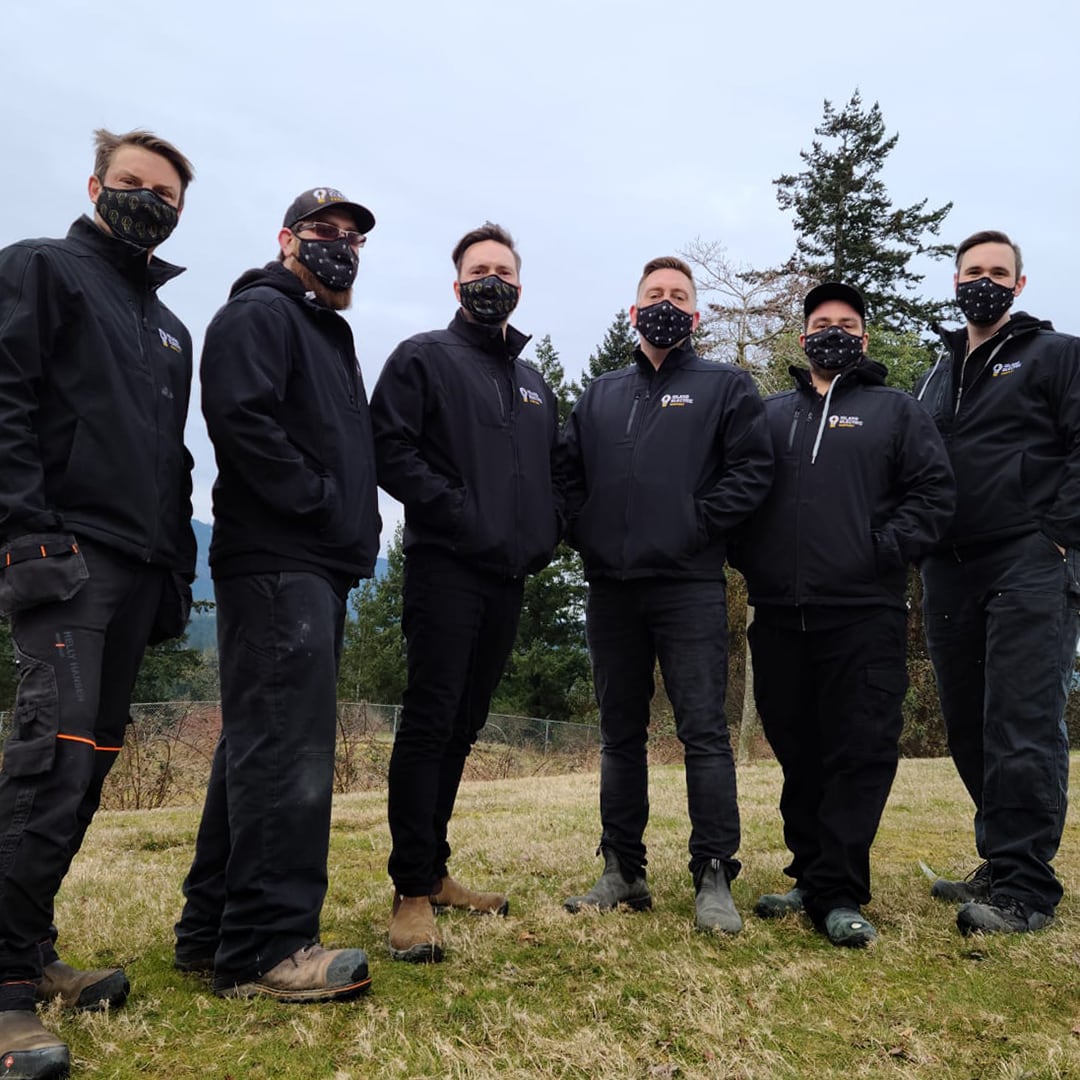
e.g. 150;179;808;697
175;571;345;984
922;532;1078;914
387;548;522;896
748;606;908;922
0;542;166;1010
586;578;739;881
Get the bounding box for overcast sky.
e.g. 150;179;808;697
3;0;1077;549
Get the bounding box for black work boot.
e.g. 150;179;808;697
35;961;129;1012
754;886;806;919
693;860;743;935
930;861;991;904
956;895;1054;936
0;1010;70;1079
564;849;651;913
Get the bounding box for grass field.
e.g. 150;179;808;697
45;754;1080;1079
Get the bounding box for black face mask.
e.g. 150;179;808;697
96;186;178;248
956;276;1015;326
297;237;359;291
458;275;520;324
634;300;695;348
803;325;864;370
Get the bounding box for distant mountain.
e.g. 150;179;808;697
191;519;387;604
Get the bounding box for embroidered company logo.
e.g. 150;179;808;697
661;393;694;408
157;328;182;352
992;360;1023;377
827;414;864;429
518;387;543;406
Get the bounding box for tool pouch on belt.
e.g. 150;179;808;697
0;532;88;618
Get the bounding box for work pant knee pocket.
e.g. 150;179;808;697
2;646;59;777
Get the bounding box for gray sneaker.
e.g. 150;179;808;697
564;849;651;913
215;944;371;1002
931;862;991;904
754;887;806;919
693;862;743;935
956;896;1054;936
822;908;877;948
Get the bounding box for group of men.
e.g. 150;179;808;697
0;128;1076;1079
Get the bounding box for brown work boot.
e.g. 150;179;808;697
214;944;371;1002
35;960;129;1012
430;875;509;916
0;1010;70;1079
389;894;443;963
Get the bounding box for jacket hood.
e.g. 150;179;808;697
936;311;1052;354
790;356;887;392
228;260;308;301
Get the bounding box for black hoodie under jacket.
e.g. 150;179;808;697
200;262;380;585
733;360;955;610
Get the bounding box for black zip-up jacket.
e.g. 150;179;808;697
370;310;560;577
733;360;955;610
201;263;380;586
915;312;1080;549
563;343;773;581
0;216;195;573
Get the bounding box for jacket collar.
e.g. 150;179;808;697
633;339;696;376
67;215;185;290
449;308;530;362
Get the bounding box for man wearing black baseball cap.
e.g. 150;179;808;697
174;188;380;1000
731;282;954;946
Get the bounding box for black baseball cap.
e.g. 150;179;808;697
804;282;865;322
283;188;375;235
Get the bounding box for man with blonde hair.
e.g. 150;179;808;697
0;128;196;1078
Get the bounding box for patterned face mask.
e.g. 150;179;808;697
458;275;520;324
634;300;694;348
803;325;864;370
96;186;179;248
297;237;360;291
956;277;1015;326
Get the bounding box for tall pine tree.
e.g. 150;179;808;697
774;90;953;334
581;310;637;388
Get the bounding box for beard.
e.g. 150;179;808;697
286;256;353;311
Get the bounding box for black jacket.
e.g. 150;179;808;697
915;312;1080;549
563;343;773;581
201;263;380;586
370;310;560;577
0;216;195;573
733;360;955;610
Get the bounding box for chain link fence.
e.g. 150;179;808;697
0;702;602;811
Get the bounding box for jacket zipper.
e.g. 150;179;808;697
786;408;801;452
489;373;506;422
625;392;641;436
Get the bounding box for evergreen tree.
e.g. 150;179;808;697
337;525;407;704
131;599;213;702
530;334;578;424
581;310;637;388
0;620;16;714
774;89;953;335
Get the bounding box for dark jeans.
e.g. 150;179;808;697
175;572;345;984
586;577;739;881
0;542;166;1010
922;532;1079;913
748;606;908;921
387;548;523;896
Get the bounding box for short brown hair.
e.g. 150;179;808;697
637;256;696;302
92;128;195;207
955;229;1023;279
451;222;520;273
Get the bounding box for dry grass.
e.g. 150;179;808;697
49;755;1080;1079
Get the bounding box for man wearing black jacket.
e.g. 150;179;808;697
371;223;561;963
174;189;380;1001
735;283;954;947
0;129;196;1078
562;256;773;935
917;231;1080;935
